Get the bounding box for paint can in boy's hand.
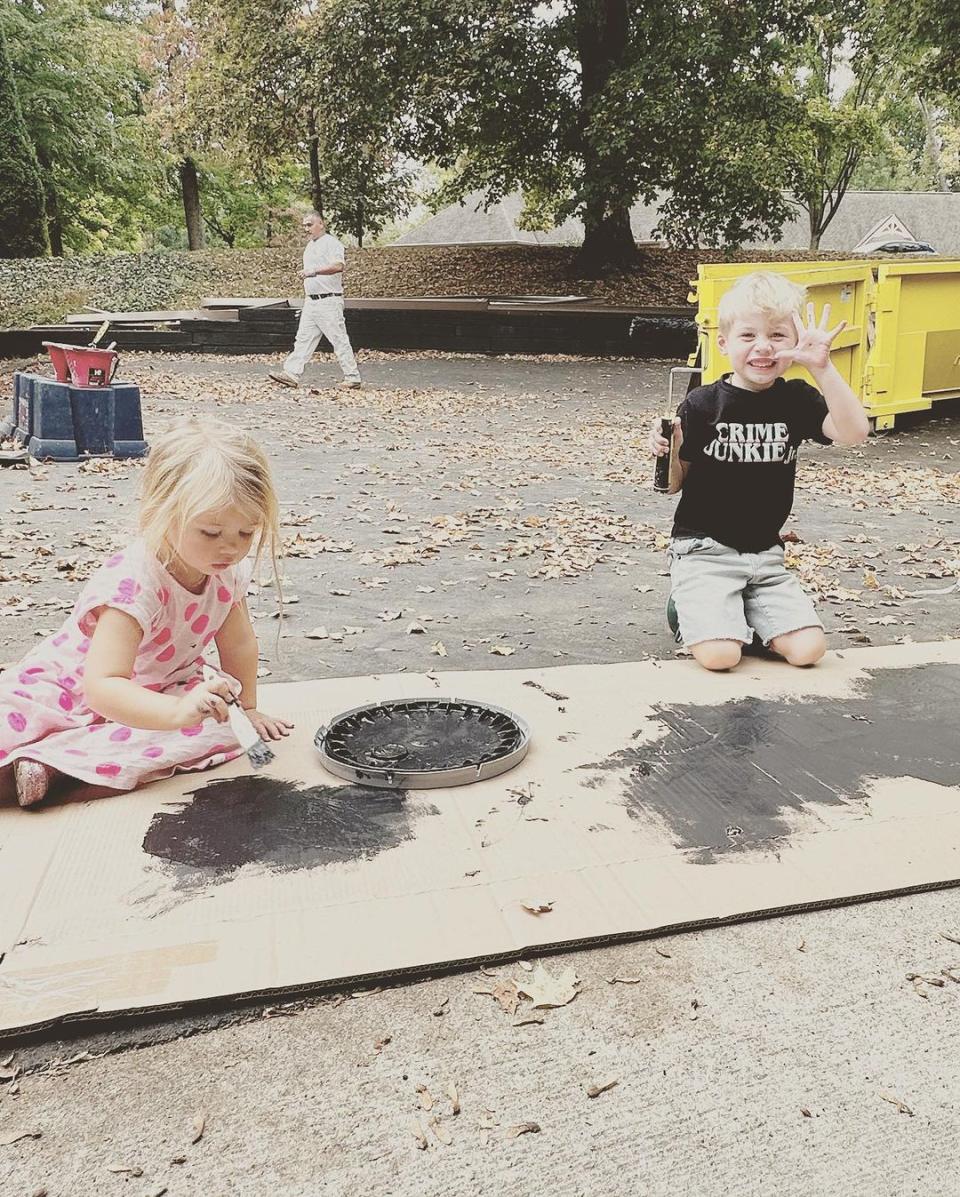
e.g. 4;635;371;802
653;418;674;493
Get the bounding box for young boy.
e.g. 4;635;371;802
650;271;870;672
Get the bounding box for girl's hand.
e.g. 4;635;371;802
174;678;233;729
244;708;294;741
775;303;847;373
649;416;679;457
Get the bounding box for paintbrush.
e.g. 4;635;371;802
203;666;274;769
226;698;275;770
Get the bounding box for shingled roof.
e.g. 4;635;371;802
393;190;960;255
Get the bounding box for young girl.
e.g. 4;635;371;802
0;418;292;807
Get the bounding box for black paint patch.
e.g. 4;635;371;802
143;775;437;883
581;664;960;863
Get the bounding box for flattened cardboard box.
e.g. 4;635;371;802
2;641;959;1034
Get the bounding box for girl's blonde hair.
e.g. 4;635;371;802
139;418;281;585
718;271;807;335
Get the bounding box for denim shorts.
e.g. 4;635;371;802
668;537;823;647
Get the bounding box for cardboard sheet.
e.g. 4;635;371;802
3;641;960;1034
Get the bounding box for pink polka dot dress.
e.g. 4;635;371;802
0;540;255;800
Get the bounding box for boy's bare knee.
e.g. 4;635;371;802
770;627;826;667
691;640;742;671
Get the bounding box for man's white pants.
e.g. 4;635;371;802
284;297;361;382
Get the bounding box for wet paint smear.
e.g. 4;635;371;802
142;775;437;884
580;664;960;863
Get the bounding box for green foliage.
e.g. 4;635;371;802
779;0;908;248
0;17;49;257
314;0;823;262
4;0;158;254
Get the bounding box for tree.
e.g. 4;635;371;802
0;16;48;256
782;2;912;251
4;0;154;255
315;0;820;270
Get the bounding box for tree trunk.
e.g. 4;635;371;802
356;202;364;248
179;156;205;250
36;148;64;256
572;0;637;274
918;94;950;192
307;111;324;215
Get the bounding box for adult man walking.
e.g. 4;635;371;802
269;211;362;390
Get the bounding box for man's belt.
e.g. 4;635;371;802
306;292;344;300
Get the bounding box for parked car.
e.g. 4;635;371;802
870;239;937;255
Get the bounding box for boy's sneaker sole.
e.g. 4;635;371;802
268;371;299;388
666;596;683;645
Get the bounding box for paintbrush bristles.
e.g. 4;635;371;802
246;739;275;770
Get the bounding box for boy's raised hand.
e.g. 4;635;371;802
775;303;847;373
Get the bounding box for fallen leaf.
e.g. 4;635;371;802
520;898;554;915
304;626;329;639
378;609;403;621
605;975;642;985
517;963;581;1009
429;1115;453;1145
512;1013;545;1026
586;1079;619;1099
447;1080;461;1116
474;978;521;1016
504;1122;541;1138
191;1111;206;1144
343;625;364;635
801;1108;812;1118
880;1092;914;1116
490;645;516;656
409;1119;428;1150
431;640;447;657
107;1165;144;1177
406;621;426;634
0;1129;42;1147
416;1084;435;1111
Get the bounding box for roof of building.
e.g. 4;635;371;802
392;190;960;256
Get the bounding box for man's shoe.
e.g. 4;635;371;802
338;379;362;390
268;370;299;388
666;596;683;645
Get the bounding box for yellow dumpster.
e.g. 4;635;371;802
691;261;873;400
690;259;960;430
865;260;960;429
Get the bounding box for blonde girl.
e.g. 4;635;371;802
0;418;292;807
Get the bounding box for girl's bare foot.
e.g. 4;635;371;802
14;759;53;808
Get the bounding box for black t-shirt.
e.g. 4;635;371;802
672;375;831;552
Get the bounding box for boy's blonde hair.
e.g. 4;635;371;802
718;271;807;335
139;418;281;583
